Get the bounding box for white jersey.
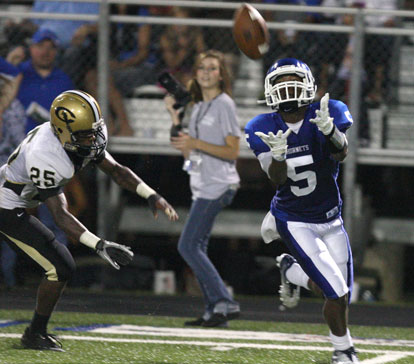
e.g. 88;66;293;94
0;122;81;209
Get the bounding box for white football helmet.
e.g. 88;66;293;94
50;90;107;159
264;58;317;112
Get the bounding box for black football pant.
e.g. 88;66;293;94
0;207;75;282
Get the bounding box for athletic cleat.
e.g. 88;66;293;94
332;346;359;363
21;327;65;352
276;253;300;308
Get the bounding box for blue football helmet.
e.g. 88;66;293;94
264;58;317;112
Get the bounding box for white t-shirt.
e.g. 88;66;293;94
187;93;241;200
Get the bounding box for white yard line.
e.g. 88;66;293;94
1;332;413;356
91;324;414;348
359;353;410;364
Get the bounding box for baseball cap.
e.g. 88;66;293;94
31;29;59;46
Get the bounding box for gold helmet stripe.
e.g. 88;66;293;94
63;90;101;126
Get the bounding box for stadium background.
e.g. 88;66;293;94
1;0;414;307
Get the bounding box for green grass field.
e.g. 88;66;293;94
1;309;414;364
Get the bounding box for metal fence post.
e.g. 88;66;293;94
97;0;110;238
343;10;364;246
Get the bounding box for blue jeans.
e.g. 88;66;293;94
178;188;238;316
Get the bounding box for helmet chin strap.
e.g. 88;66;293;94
279;101;299;113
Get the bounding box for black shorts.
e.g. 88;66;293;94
0;208;76;282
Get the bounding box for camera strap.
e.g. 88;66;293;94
194;94;220;139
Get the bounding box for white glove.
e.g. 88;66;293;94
96;240;134;270
309;93;334;135
255;129;292;161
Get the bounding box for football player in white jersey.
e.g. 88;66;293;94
245;58;358;364
0;90;178;352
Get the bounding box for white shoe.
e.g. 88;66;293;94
276;253;300;308
332;347;359;363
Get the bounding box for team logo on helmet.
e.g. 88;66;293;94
55;107;76;124
50;90;107;160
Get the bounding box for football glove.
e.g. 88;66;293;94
96;240;134;270
255;129;292;161
309;93;334;135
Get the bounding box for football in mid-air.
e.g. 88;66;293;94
232;3;269;60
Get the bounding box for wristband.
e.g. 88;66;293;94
136;182;156;199
326;126;347;153
79;230;101;249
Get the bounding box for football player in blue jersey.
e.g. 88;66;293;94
245;58;358;364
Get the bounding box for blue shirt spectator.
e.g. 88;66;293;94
16;29;74;133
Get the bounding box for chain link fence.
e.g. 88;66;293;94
1;1;414;301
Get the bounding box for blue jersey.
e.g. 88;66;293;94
245;99;353;223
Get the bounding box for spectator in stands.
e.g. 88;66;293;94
24;1;134;136
109;4;158;97
164;50;241;328
0;57;26;290
359;0;397;104
302;0;349;100
159;7;205;86
7;29;74;133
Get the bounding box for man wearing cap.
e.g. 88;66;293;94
12;28;75;134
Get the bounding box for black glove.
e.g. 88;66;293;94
96;240;134;270
147;193;161;215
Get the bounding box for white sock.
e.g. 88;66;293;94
329;329;354;351
285;262;310;290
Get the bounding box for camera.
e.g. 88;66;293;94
158;72;192;109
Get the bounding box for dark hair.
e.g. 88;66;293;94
188;49;232;103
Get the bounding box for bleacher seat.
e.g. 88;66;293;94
124;98;269;140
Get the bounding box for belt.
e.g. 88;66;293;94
3;180;25;195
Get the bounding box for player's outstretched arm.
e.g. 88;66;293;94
45;193;133;269
97;152;179;221
309;93;348;161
